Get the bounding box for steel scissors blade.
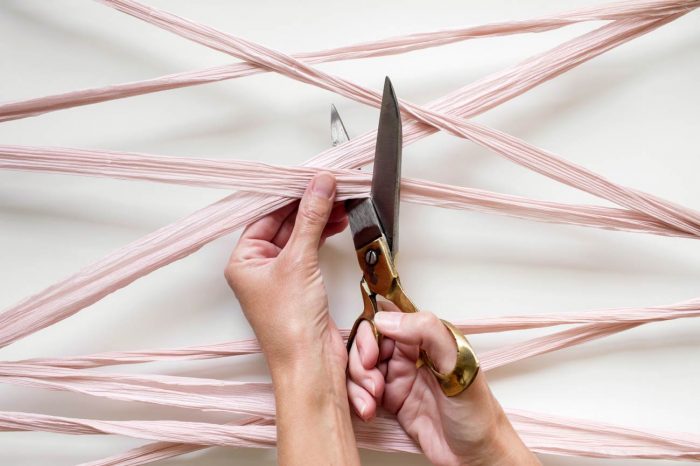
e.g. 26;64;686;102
331;77;480;397
336;77;420;349
344;77;401;257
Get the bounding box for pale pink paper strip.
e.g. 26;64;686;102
77;417;275;466
0;144;690;237
0;410;697;461
15;297;700;369
0;0;688;122
0;364;276;417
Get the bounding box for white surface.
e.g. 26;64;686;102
0;1;699;465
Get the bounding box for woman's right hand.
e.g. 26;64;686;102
347;303;541;466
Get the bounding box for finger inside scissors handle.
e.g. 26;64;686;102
346;280;380;352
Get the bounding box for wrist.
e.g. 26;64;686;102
269;323;360;466
457;411;541;466
456;411;519;466
444;374;540;466
251;301;346;374
266;323;347;384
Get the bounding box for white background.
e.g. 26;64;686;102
0;1;698;465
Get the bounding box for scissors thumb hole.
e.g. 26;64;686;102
375;311;457;373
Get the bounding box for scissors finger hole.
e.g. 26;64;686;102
356;320;380;369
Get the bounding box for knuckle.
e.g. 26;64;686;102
416;311;440;330
299;198;328;225
223;263;238;286
224;248;246;283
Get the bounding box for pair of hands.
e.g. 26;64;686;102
225;173;539;466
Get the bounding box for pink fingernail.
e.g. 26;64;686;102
356;399;367;419
311;172;335;199
374;311;401;331
367;379;377;397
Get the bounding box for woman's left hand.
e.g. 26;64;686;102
225;171;349;372
225;172;361;466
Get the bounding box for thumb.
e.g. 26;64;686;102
286;172;336;255
374;311;457;373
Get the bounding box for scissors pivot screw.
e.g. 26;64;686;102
364;249;378;266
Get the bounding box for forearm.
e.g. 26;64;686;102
269;337;360;466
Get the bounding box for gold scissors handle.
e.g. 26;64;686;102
346;237;480;396
346;279;380;348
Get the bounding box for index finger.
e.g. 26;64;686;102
240;201;298;242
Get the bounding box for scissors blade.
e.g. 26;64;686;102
331;104;350;146
371;77;402;255
333;106;384;250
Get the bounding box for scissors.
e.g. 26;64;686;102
331;77;480;397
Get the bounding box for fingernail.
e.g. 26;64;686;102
311;172;335;199
356;399;367;419
367;378;376;397
374;312;401;332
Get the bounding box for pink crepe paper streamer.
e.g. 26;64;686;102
0;410;697;461
0;411;280;449
0;144;692;238
480;322;640;371
506;409;700;461
17;338;263;370
0;363;276;417
1;8;684;349
14;297;700;370
77;417;275;466
0;0;690;122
